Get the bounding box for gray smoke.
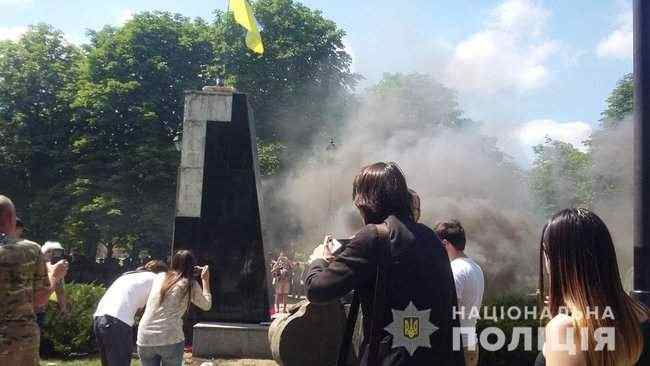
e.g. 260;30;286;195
262;78;541;297
590;118;635;291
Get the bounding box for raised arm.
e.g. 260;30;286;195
55;281;69;315
191;266;212;311
34;254;63;308
305;227;378;304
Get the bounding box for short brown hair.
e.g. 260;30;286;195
434;220;466;251
352;162;414;224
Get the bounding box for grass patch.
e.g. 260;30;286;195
40;358;141;366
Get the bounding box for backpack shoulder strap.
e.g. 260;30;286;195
337;222;391;366
367;222;390;365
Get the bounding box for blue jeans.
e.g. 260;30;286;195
137;342;184;366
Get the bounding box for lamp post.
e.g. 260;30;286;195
633;0;650;306
326;137;337;232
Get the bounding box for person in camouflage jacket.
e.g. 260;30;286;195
0;195;66;366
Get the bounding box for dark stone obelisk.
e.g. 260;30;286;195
173;87;271;324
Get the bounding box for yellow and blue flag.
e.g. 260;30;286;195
229;0;264;54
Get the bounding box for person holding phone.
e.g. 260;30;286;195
37;241;70;326
271;251;293;313
136;250;212;366
305;162;464;366
93;260;168;366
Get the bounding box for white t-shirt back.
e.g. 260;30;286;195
451;257;485;348
94;271;157;326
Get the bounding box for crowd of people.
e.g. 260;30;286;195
0;194;214;366
2;160;650;366
301;162;650;366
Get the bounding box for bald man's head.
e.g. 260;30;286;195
0;195;16;236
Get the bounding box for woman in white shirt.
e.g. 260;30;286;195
137;250;212;366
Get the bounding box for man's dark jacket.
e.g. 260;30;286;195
306;215;465;366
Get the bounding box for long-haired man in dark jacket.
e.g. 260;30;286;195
305;162;464;366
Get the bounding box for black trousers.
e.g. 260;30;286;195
93;315;133;366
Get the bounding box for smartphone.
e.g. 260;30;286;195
50;249;65;265
193;266;203;278
329;238;351;255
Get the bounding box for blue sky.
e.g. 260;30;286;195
0;0;634;163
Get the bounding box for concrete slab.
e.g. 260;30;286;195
193;322;272;360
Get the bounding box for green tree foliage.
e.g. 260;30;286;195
0;24;82;243
530;73;634;217
367;73;470;129
530;138;592;217
591;73;634;203
212;0;360;147
601;73;633;127
1;3;358;259
257;140;285;176
67;12;215;257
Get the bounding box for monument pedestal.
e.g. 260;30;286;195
193;322;273;359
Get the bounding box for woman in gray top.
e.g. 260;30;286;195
137;250;212;366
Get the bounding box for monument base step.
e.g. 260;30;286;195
193;322;272;360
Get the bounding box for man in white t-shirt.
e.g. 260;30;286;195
93;261;167;366
435;220;485;366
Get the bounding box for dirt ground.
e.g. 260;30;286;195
42;354;279;366
187;357;278;366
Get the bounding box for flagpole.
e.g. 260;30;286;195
221;0;230;87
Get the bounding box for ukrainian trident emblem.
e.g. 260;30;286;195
404;317;419;339
385;302;439;356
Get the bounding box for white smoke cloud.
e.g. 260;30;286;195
518;119;592;153
0;26;27;41
445;0;558;93
596;4;632;60
117;9;135;25
264;79;541;295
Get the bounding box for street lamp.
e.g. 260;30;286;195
326;137;337;233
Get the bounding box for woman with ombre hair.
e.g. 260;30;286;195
536;208;650;366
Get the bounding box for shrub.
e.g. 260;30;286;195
477;293;541;366
41;283;106;357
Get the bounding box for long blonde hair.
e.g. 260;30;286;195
539;208;647;365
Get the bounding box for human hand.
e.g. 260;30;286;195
322;234;333;247
48;260;69;283
309;241;334;263
200;265;210;281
